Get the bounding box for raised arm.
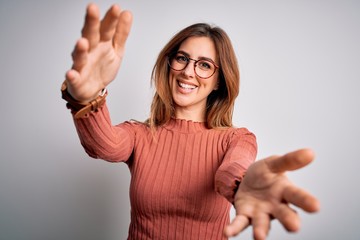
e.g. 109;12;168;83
62;4;135;162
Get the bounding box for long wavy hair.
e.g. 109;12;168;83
148;23;240;130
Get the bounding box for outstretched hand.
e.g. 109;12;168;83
65;3;133;103
224;149;320;240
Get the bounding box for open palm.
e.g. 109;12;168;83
224;149;320;240
65;4;132;103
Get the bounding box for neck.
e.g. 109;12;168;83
174;107;206;122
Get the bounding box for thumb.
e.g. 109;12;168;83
266;148;315;173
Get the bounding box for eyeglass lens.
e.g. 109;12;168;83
169;53;217;79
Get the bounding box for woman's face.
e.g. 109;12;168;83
169;36;219;121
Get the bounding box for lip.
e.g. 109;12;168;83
176;80;198;93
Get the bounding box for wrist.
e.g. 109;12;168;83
61;81;108;119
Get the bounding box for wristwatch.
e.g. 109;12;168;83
61;81;108;119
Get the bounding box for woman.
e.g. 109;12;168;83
62;4;319;240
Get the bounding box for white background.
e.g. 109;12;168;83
0;0;359;239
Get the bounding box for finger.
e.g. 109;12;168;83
272;204;300;232
71;38;89;71
65;69;81;86
252;213;270;240
100;4;121;41
284;185;320;213
81;3;101;49
266;148;315;173
113;10;133;54
223;215;250;237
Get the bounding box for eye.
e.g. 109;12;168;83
197;60;212;70
175;54;188;63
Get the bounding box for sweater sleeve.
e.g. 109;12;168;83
214;128;258;203
72;103;135;162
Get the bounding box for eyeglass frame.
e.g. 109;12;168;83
167;52;219;79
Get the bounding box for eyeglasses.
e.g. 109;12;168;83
168;52;219;79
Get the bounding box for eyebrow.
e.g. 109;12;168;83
177;50;217;64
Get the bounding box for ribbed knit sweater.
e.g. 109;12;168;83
73;104;257;240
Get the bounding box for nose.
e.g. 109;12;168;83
182;59;196;77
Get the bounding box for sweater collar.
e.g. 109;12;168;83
163;118;208;133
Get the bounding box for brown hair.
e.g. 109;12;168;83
148;23;240;130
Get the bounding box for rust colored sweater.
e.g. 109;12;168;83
73;104;257;240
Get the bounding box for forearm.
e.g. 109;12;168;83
215;129;257;203
73;103;133;162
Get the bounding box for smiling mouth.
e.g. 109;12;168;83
177;80;197;90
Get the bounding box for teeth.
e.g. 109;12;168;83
179;82;196;89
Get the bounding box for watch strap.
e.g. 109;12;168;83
61;81;108;119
